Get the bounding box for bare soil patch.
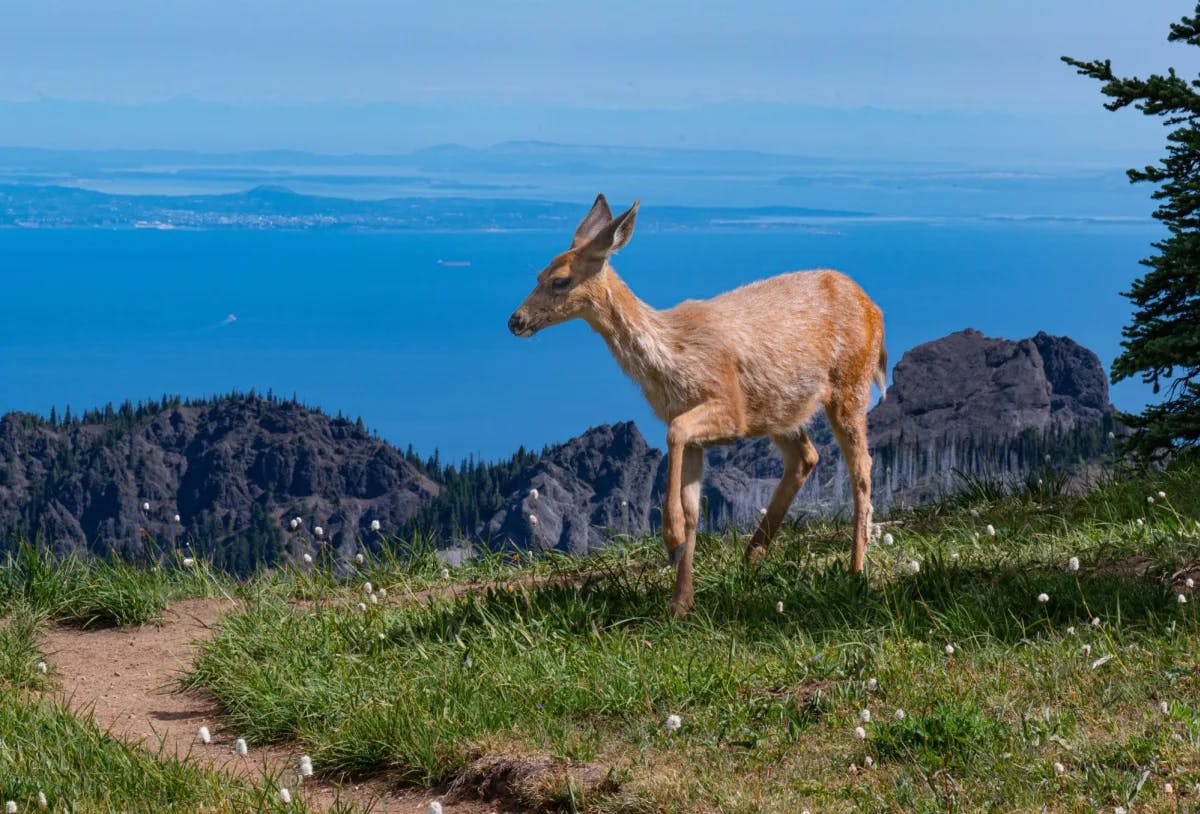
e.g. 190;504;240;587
39;597;505;813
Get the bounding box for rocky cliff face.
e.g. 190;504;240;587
483;422;664;556
0;397;438;568
868;329;1110;447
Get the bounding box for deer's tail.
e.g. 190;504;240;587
874;341;889;398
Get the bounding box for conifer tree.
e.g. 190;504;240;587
1064;6;1200;456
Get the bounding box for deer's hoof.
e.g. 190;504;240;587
744;545;768;567
667;596;693;619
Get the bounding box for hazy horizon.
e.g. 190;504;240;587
2;2;1193;166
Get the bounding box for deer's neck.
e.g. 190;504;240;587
585;270;677;390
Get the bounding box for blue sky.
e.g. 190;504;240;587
1;1;1193;164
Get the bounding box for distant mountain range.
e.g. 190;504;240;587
0;140;1148;220
0;183;866;231
0;329;1118;571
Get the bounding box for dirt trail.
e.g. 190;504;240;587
40;597;499;813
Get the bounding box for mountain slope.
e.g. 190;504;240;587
0;395;437;571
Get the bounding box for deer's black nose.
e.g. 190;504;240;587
508;311;529;336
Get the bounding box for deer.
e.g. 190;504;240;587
508;195;887;617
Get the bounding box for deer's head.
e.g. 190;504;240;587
508;194;639;337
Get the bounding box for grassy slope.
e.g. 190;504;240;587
180;464;1200;812
1;464;1197;812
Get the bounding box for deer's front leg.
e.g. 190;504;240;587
664;403;740;618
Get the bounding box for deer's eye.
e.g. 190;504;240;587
551;277;572;292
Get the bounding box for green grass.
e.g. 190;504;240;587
0;544;233;627
173;463;1200;812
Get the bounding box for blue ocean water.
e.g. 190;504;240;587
0;220;1159;461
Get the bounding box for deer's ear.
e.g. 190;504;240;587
571;194;613;247
580;201;639;263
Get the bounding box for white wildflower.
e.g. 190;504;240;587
776;601;785;614
1136;518;1144;527
1178;593;1188;604
142;501;150;512
908;560;921;575
1038;593;1050;604
664;714;682;732
1066;626;1076;636
1114;807;1126;814
363;582;373;595
5;802;15;814
299;755;314;777
289;518;300;530
759;507;768;516
355;602;367;613
1091;616;1102;628
195;725;211;744
951;551;960;560
1160;700;1170;715
1165;782;1174;795
1187;578;1195;588
355;553;364;564
278;787;292;804
1053;761;1066;775
369;592;379;604
234;738;248;756
529;514;538;525
370;519;381;532
866;677;878;692
882;532;894;546
620;499;628;507
944;643;955;656
35;661;47;674
377;588;387;598
1091;654;1113;669
182;557;195;567
440;567;450;580
1081;644;1092;657
529;488;539;501
1067;557;1080;572
863;755;874;768
1108;431;1116;440
853;725;867;740
36;793;46;810
1158;490;1167;499
173;514;181;523
427;803;443;814
969;508;980;518
986;524;996;537
859;708;871;723
1147;495;1156;504
302;553;312;564
314;526;324;538
894;708;906;720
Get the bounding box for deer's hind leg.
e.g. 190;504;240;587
744;429;820;565
825;390;873;574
